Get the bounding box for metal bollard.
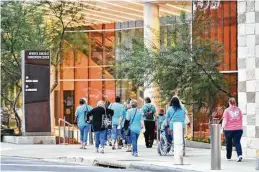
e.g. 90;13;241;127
174;122;183;165
211;124;221;170
256;150;259;170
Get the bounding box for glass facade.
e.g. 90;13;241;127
53;2;238;142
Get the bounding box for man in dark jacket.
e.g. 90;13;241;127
87;100;113;153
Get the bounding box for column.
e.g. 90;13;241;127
237;0;259;157
143;2;160;99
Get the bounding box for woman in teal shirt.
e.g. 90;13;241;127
75;98;92;149
126;99;145;157
166;96;186;154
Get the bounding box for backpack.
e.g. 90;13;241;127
144;105;154;120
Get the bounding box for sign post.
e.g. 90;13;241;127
21;50;51;136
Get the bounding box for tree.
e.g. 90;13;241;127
44;0;93;92
116;11;231;120
1;1;49;133
1;1;91;134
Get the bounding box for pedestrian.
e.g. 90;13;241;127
121;98;132;152
157;109;166;141
87;101;113;153
142;97;156;148
126;99;145;157
74;98;93;149
104;101;112;146
166;96;186;155
222;97;243;162
109;96;124;150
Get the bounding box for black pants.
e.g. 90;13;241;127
144;120;155;148
224;130;243;159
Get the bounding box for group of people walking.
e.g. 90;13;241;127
74;96;157;156
75;95;244;162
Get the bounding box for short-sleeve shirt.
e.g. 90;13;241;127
166;106;186;130
109;102;124;126
142;103;156;121
126;108;144;134
158;114;166;130
223;106;242;131
75;104;93;128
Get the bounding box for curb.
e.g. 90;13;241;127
129;163;200;172
1;154;200;172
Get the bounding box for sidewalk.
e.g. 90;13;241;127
1;142;257;172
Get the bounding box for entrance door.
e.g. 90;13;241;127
63;91;74;124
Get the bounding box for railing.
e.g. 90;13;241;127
58;117;78;145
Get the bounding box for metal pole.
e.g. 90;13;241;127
63;116;66;145
211;124;221;170
58;119;61;144
256;150;259;170
174;122;183;165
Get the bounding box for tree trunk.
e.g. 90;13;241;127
50;66;58;93
13;87;22;135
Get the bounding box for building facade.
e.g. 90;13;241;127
49;0;258;156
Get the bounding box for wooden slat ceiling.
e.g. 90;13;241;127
45;0;192;26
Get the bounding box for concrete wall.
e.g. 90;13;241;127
238;0;259;157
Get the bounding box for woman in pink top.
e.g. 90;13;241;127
222;97;243;162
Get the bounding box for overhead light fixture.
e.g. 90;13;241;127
86;8;136;21
166;4;191;13
124;0;142;6
83;1;143;19
97;0;143;16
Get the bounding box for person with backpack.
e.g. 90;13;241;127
87;101;113;153
74;98;93;149
109;96;124;150
142;97;156;148
126;99;145;157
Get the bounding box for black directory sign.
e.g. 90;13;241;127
22;50;51;135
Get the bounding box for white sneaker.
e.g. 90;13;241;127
100;148;104;154
236;155;243;162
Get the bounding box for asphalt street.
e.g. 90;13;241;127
0;156;141;172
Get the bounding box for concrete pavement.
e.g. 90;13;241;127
1;142;257;172
1;156;142;172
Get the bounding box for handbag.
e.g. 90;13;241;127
124;109;137;136
101;107;112;129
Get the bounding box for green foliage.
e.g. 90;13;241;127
44;0;92;92
117;11;230;112
1;1;49;132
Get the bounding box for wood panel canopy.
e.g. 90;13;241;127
44;0;192;26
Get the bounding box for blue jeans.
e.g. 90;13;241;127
105;129;112;142
224;130;243;159
79;125;89;143
131;131;139;154
111;125;121;141
95;130;106;149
